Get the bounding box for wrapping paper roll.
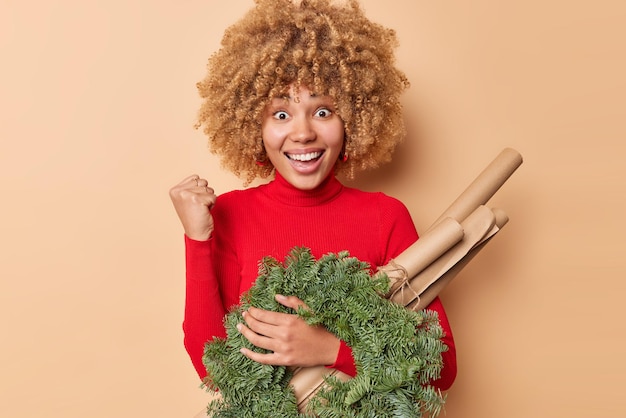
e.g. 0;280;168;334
289;365;352;410
428;147;522;230
406;206;509;311
384;205;498;308
385;217;465;289
413;215;506;312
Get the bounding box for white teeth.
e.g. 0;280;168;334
288;152;322;162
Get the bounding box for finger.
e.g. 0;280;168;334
237;322;276;351
176;186;216;206
170;174;196;197
180;174;213;190
246;307;295;327
170;174;205;197
200;191;217;208
180;174;201;186
192;185;214;195
239;347;285;366
242;310;282;339
188;177;209;189
195;191;217;210
275;294;310;311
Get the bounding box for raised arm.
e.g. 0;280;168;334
170;175;228;379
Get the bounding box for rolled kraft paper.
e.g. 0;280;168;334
290;366;352;411
387;205;498;308
411;225;503;312
428;147;522;231
383;217;464;297
408;207;509;311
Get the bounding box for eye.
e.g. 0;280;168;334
315;107;332;118
273;111;289;120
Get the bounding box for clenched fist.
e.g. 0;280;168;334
169;174;217;241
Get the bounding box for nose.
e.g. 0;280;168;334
289;116;315;143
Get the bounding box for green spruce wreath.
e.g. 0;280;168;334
202;247;447;417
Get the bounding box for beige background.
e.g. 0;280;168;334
1;0;624;417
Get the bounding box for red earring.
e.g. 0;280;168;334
255;145;267;166
340;153;348;162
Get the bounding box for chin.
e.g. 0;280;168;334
288;174;327;191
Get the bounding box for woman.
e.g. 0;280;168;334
169;0;457;397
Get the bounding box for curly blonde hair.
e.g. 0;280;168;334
196;0;409;184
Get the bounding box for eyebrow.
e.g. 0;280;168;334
278;93;318;100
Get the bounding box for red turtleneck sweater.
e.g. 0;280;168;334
183;173;457;390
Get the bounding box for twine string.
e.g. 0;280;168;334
380;259;421;307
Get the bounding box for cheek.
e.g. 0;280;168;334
326;123;345;150
261;125;281;150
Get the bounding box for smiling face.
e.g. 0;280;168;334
261;85;345;190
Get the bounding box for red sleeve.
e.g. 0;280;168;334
325;340;357;377
182;236;228;379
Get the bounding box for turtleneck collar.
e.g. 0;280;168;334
261;170;344;207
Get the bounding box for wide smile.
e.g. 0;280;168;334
284;150;326;174
285;151;324;162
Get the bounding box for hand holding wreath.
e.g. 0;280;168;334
237;295;341;368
